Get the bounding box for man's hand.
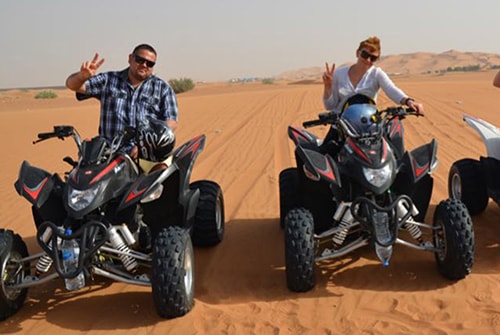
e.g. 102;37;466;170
80;53;105;80
130;145;138;160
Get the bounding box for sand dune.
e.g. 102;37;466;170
1;71;500;334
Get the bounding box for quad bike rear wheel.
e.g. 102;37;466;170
279;168;300;229
433;199;475;280
152;226;194;318
190;180;225;247
0;229;30;321
284;207;316;292
448;158;488;215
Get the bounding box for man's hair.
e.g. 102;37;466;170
357;36;381;54
132;44;157;56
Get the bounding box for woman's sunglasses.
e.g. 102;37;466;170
133;54;156;68
360;49;379;62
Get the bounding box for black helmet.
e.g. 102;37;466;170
138;118;175;162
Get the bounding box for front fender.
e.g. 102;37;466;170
296;145;341;187
14;161;56;207
402;139;438;183
117;165;176;211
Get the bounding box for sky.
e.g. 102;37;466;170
1;0;499;89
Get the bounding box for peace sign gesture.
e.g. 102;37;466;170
80;53;105;80
322;62;335;87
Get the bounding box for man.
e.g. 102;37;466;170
65;43;178;161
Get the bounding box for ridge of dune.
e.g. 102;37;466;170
278;50;500;81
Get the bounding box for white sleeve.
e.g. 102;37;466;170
376;68;406;104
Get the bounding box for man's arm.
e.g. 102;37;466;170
66;72;88;93
494;71;500;88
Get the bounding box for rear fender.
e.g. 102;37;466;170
14;161;56;207
386;118;405;159
402;139;438;183
172;134;206;189
463;114;500;160
288;126;320;147
296;145;341;187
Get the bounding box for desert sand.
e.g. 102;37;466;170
1;71;500;334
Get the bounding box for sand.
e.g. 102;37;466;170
1;71;500;334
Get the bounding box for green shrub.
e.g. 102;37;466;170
35;90;58;99
168;78;195;94
262;78;274;84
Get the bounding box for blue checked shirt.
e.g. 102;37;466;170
77;68;178;143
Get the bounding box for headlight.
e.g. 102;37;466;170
68;182;104;211
363;163;393;188
140;183;164;203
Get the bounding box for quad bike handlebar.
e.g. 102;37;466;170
302;106;422;129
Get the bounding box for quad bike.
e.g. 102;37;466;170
448;114;500;215
0;124;224;320
279;97;474;292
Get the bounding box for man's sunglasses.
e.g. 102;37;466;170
133;54;156;68
360;49;379;62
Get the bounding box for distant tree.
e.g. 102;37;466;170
168;78;195;94
261;78;275;84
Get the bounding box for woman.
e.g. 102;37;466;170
322;36;424;114
320;36;424;154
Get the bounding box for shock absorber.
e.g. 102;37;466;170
403;220;423;242
36;227;54;273
332;203;353;246
397;198;423;243
108;226;138;271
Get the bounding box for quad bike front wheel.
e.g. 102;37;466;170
279;168;300;229
284;207;316;292
190;180;225;247
152;226;194;318
433;199;475;280
448;158;488;215
0;229;30;321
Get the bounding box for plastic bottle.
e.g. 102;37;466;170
61;228;85;291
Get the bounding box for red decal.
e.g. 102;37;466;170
347;138;370;163
381;139;388;160
90;156;124;184
179;135;203;159
317;158;336;181
23;177;48;200
411;157;429;178
125;187;147;203
291;128;312;144
390;120;403;138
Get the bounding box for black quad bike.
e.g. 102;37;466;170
279;98;474;292
448;114;500;215
0;124;224;320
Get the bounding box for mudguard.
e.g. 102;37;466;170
118;135;206;212
118;168;169;210
463;114;500;160
288;126;320;147
296;145;341;187
402;139;438;183
14;161;56;207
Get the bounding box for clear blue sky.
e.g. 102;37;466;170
1;0;499;89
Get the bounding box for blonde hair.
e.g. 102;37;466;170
358;36;381;54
